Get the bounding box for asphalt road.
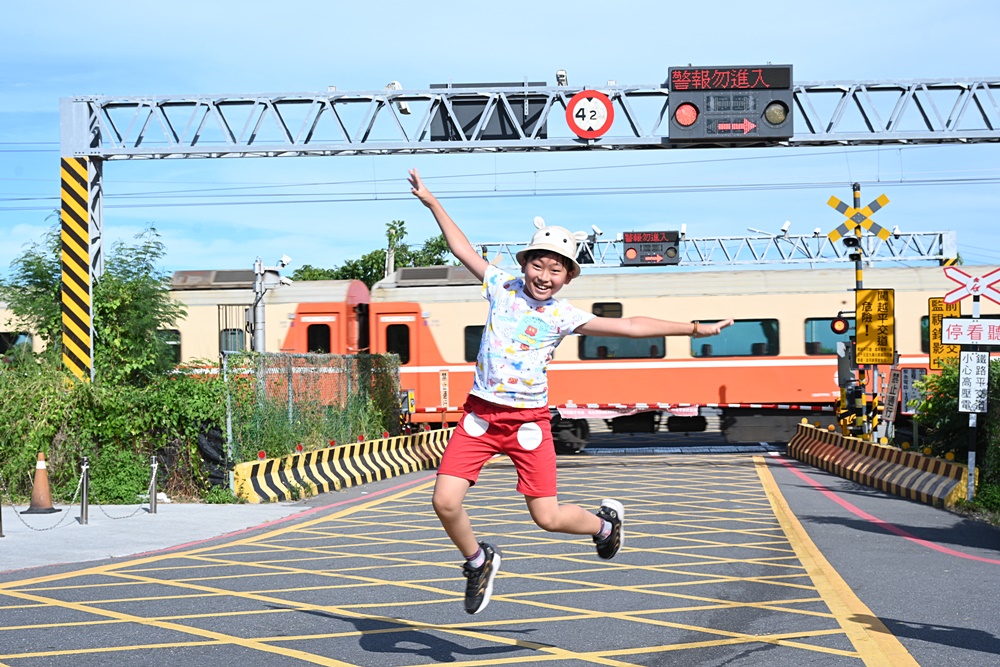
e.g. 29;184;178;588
1;438;998;667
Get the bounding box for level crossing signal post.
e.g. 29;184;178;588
826;183;898;439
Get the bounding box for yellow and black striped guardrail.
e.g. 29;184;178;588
788;423;975;508
60;156;92;382
233;428;454;503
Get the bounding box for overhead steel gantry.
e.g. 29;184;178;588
476;229;958;271
61;79;1000;159
57;77;1000;380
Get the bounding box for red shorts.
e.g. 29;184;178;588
437;394;557;497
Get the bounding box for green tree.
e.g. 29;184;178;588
291;220;453;288
94;229;187;384
290;264;341;281
0;225;186;385
0;224;63;351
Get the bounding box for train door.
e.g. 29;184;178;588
285;303;345;354
370;305;420;366
369;303;443;421
301;314;339;354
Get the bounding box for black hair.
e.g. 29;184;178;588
523;249;575;273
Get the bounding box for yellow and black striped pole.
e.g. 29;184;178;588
60;157;93;381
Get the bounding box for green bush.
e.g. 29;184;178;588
203;485;244;504
0;357;226;503
914;358;1000;489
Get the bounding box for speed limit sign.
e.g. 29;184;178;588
566;90;614;139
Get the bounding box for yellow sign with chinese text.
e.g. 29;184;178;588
855;289;895;365
928;298;961;370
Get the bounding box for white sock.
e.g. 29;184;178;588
466;547;485;568
596;519;612;541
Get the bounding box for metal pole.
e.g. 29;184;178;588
149;456;158;514
968;294;981;501
224;352;235;492
288;354;294;427
968;413;977;501
253;257;266;353
80;457;89;525
851;183;868;437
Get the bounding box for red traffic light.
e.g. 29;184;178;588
674;102;699;127
830;318;850;335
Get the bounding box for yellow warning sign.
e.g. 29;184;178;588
60;156;92;382
856;288;894;365
928;297;961;370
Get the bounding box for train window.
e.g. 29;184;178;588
385;324;410;365
0;332;31;355
220;328;246;353
581;302;662;358
580;335;665;359
692;319;779;357
464;326;484;362
592;303;622;318
307;324;331;354
156;329;181;364
920;316;929;353
804;318;854;355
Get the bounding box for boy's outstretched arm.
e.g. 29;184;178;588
408;169;488;282
576;316;735;338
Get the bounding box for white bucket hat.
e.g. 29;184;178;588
515;217;589;279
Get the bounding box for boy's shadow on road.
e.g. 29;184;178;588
275;606;538;663
855;614;1000;656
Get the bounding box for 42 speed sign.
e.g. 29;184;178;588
566;90;615;139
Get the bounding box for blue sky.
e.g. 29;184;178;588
2;0;999;277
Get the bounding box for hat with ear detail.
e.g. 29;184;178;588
515;216;588;278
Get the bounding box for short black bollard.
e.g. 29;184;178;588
80;457;90;525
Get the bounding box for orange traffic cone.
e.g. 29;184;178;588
21;452;61;514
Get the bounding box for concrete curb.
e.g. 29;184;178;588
788;423;976;508
233;428;453;503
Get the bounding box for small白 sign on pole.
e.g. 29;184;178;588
882;368;902;423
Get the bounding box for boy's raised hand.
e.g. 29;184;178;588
408;168;436;208
696;318;735;337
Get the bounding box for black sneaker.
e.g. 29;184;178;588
462;542;501;614
593;499;624;560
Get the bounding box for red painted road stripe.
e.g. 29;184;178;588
771;456;1000;565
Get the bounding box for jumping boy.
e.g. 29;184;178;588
408;168;734;614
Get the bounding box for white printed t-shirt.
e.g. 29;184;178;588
470;265;594;408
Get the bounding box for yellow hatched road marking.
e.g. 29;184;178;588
0;458;922;665
755;456;918;666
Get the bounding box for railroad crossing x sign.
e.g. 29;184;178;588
826;193;891;242
943;266;1000;305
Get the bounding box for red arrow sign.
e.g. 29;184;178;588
644;254;664;263
943;266;1000;305
717;118;757;135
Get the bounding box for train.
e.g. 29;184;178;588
4;263;996;449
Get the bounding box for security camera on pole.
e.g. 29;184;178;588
251;255;293;353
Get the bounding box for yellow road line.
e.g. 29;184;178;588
754;456;919;666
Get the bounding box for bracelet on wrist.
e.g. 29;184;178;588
691;321;699;337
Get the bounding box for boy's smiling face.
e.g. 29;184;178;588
521;251;573;300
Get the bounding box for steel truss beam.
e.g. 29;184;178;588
478;230;957;269
61;79;1000;159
